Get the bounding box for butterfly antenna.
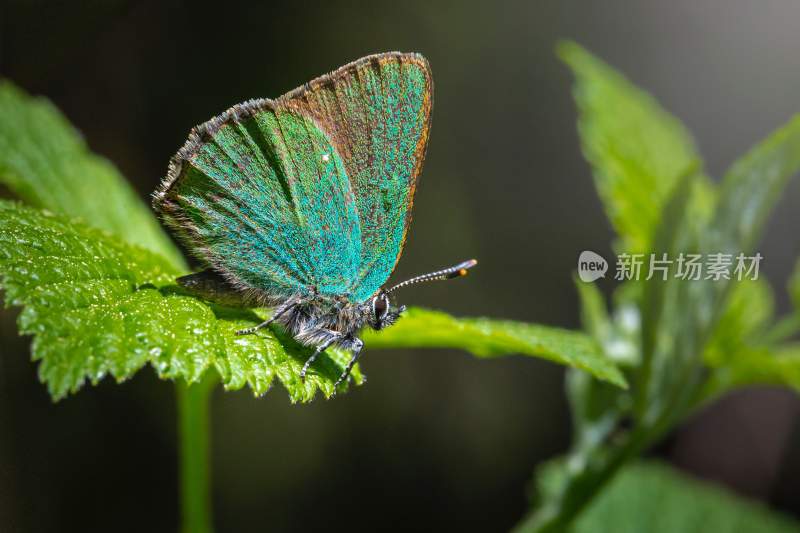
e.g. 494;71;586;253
386;259;477;294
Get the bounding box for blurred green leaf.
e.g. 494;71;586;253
530;42;800;533
702;280;799;398
636;171;707;422
364;307;627;388
691;114;800;354
630;78;800;423
523;44;712;533
568;280;630;446
0;81;184;268
575;280;610;345
711;113;800;255
576;279;642;367
704;279;774;369
570;461;800;533
0;200;363;402
790;256;800;313
704;344;800;399
557;41;706;254
695;114;800;399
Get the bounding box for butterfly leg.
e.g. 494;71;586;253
235;301;296;336
300;331;342;381
332;337;364;393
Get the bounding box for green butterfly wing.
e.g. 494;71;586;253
279;52;433;302
155;52;432;304
155;107;362;300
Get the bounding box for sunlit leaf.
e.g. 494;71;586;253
0;200;363;402
365;307;627;388
0;81;184;268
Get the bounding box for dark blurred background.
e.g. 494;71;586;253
2;1;800;531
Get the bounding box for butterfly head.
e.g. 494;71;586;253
365;259;477;331
367;290;405;331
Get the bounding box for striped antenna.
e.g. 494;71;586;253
386;259;477;294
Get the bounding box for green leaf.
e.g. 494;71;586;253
363;307;627;388
704;344;800;399
696;114;800;399
712;113;800;255
636;170;706;422
0;81;184;268
575;279;611;345
568;280;632;451
570;461;800;533
681;114;800;348
0;200;363;402
702;280;800;397
704;279;774;369
634;104;800;422
558;41;706;254
787;250;800;316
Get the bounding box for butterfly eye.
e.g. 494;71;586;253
373;293;389;320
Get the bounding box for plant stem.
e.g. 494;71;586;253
177;374;217;533
515;365;704;533
512;427;649;533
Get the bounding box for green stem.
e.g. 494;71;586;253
512;427;649;533
515;364;704;533
177;374;217;533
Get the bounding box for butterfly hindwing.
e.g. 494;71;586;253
155;52;432;304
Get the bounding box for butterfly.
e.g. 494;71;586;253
153;52;476;391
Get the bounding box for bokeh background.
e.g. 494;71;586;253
2;1;800;531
